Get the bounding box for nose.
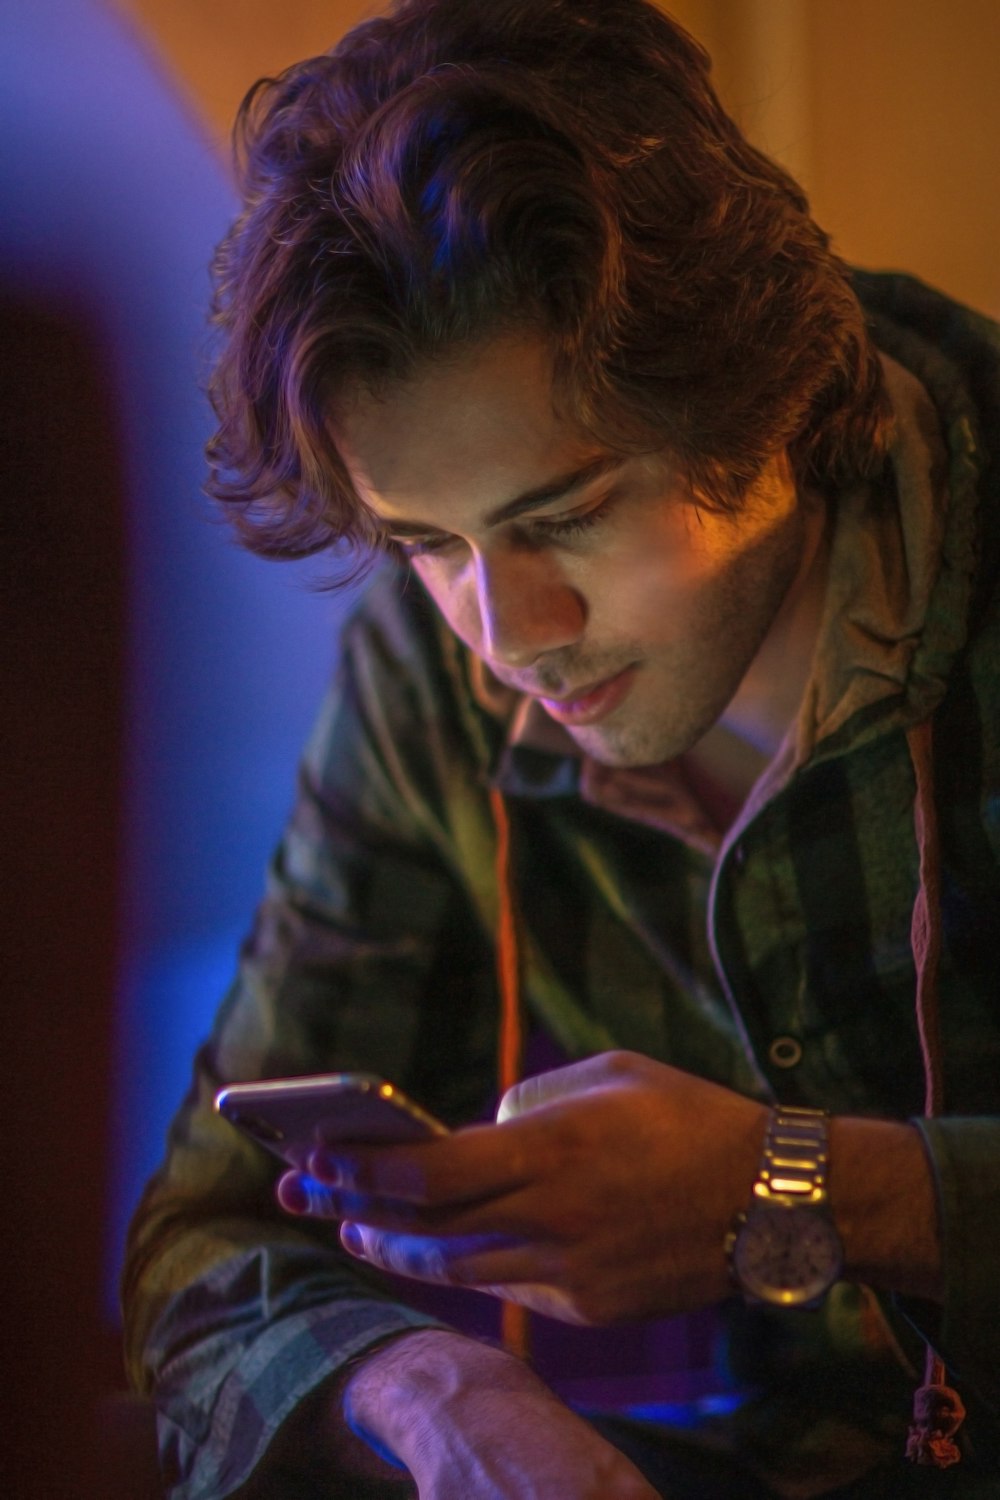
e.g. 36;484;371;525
472;545;586;668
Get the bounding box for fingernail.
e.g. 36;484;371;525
309;1150;343;1185
341;1222;364;1256
277;1175;309;1215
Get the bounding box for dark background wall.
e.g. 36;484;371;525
2;295;128;1498
1;3;353;1493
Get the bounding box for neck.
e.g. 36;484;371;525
722;490;831;757
684;494;831;818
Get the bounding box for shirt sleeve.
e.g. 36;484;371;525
905;1116;1000;1411
121;570;505;1499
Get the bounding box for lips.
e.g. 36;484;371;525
537;664;637;727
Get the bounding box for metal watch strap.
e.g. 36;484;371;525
753;1104;832;1208
728;1103;843;1308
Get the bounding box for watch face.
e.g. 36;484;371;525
732;1206;843;1307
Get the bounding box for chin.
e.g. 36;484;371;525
570;724;680;769
571;699;724;769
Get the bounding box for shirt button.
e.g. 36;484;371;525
768;1035;803;1069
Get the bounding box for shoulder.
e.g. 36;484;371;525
853;270;1000;366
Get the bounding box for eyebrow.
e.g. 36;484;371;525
377;454;626;539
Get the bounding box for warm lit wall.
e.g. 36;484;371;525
806;0;1000;317
109;0;723;154
113;0;1000;316
110;0;376;153
705;0;1000;317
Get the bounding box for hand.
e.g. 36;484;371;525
278;1050;768;1323
341;1328;659;1499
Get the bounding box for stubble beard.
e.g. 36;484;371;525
563;508;808;769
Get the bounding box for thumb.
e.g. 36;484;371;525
496;1051;632;1122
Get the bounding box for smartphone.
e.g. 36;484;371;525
214;1071;448;1169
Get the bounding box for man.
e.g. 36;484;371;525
123;1;1000;1495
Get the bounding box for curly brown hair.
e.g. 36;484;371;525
207;0;892;565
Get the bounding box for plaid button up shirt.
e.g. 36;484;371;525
123;274;1000;1497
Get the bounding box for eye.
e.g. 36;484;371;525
382;531;461;560
380;487;620;560
525;490;618;544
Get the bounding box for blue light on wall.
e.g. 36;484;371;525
1;0;361;1313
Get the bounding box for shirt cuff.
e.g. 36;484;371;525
157;1297;446;1499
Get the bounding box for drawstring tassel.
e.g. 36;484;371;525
489;787;530;1360
905;719;964;1467
905;1356;966;1467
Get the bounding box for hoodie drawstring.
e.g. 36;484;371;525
904;717;965;1467
490;729;966;1450
489;787;530;1359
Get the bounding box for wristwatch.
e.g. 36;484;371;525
727;1104;843;1309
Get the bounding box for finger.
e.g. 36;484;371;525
406;1183;585;1243
337;1218;567;1287
337;1221;586;1323
340;1224;448;1280
440;1241;566;1291
339;1224;515;1283
282;1166;568;1242
477;1282;585;1323
338;1226;597;1325
278;1172;428;1227
308;1118;541;1206
277;1172;342;1219
497;1051;642;1122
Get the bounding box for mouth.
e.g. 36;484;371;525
535;664;637;727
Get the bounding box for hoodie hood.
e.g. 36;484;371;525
453;274;994;848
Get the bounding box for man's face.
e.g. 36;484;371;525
334;336;810;768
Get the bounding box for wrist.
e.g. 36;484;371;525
727;1104;843;1308
248;1344;417;1494
344;1328;537;1468
829;1115;943;1301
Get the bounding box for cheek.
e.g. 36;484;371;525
594;521;729;636
650;505;789;589
596;503;789;650
413;560;480;647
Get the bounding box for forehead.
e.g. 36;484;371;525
332;335;607;524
